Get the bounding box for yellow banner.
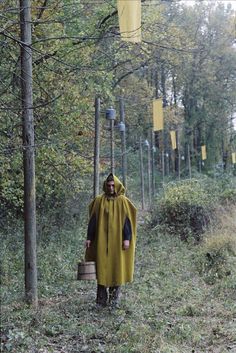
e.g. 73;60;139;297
153;99;163;131
170;131;177;150
117;0;141;43
201;145;207;160
232;152;236;164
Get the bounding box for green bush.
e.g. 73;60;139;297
152;179;215;241
195;233;236;284
218;188;236;205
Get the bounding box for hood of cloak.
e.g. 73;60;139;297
86;173;137;287
103;173;125;196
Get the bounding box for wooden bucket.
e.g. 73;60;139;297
77;261;96;280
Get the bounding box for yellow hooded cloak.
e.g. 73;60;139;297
85;174;137;287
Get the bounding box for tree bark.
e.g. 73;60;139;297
20;0;38;306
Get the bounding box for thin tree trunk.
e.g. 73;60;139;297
20;0;38;306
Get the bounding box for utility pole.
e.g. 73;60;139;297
20;0;37;306
119;98;127;188
94;97;100;197
139;137;145;210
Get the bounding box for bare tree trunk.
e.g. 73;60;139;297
20;0;38;306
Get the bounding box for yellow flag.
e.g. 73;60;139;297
153;99;163;131
117;0;141;43
201;145;207;160
170;131;177;150
232;152;236;164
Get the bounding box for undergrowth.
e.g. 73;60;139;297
1;206;236;353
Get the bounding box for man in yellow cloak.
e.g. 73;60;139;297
85;173;137;307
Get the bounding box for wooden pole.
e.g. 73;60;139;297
177;129;181;181
139;137;145;210
147;143;152;207
110;119;115;174
94;97;100;197
151;131;155;195
20;0;38;306
119;98;127;188
187;143;192;179
162;130;165;184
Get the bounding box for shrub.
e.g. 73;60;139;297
195;232;236;284
218;188;236;205
152;179;215;241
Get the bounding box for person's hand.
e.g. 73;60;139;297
85;240;91;248
123;240;130;250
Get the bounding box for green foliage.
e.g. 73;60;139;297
1;0;236;228
2;221;236;352
152;179;214;240
195;233;236;285
219;188;236;204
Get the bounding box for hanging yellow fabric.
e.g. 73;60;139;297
201;145;207;160
170;131;177;150
232;152;236;164
117;0;141;43
153;99;164;131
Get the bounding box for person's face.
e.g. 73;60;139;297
106;180;115;195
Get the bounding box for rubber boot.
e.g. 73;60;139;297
96;285;108;307
109;286;121;307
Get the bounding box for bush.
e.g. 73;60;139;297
152;179;215;241
218;188;236;205
195;233;236;284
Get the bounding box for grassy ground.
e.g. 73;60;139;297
1;211;236;353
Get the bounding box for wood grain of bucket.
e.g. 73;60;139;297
77;261;96;280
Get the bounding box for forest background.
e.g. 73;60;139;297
1;0;236;352
1;0;236;229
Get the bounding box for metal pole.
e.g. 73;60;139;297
110;119;115;174
139;137;145;210
119;98;127;187
94;97;100;197
20;0;38;306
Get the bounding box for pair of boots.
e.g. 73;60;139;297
96;284;120;307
